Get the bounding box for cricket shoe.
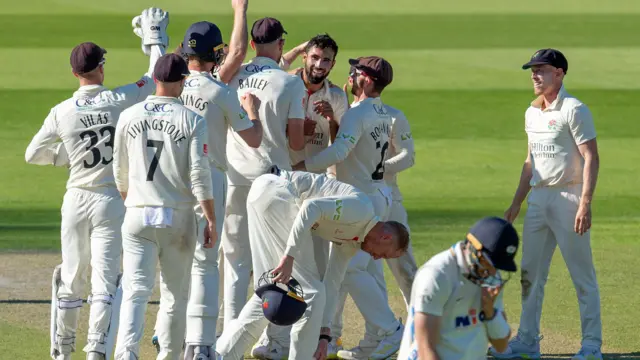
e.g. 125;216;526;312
327;337;344;359
369;323;404;360
571;347;603;360
488;333;543;359
337;338;379;360
251;332;270;359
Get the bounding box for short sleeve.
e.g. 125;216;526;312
568;104;596;145
412;267;452;317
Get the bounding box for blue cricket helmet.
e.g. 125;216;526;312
255;270;307;326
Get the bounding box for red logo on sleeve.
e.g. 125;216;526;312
203;144;208;154
136;80;146;88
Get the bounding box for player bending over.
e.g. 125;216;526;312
397;216;519;360
25;7;168;360
216;167;408;360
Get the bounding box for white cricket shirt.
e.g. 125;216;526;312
397;241;506;360
288;70;349;168
383;105;415;201
305;97;393;194
525;86;597;188
113;96;213;209
25;81;157;191
274;170;378;328
179;70;254;171
225;57;307;185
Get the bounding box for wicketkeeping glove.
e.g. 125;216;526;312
132;7;169;55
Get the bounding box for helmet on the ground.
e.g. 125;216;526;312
255;270;307;326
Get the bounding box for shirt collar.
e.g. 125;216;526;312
189;69;213;78
145;95;183;105
451;241;470;276
362;217;380;243
73;84;106;97
530;84;568;111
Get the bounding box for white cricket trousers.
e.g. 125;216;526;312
216;174;326;360
114;207;197;360
185;167;227;348
332;199;417;340
221;183;253;327
53;187;124;356
518;183;602;349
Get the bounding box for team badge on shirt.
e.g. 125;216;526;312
548;119;558;131
203;144;208;155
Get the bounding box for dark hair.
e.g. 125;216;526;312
372;82;387;94
305;34;339;58
385;221;410;252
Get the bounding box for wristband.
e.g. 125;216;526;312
319;334;332;342
484;309;510;340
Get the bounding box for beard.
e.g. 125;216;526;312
305;65;328;84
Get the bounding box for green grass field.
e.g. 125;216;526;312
1;0;640;358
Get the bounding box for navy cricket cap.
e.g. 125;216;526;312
251;17;287;44
522;48;568;74
255;276;307;326
348;56;393;87
182;21;225;55
153;54;191;83
466;216;519;272
70;42;107;74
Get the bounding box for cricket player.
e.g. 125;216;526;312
489;49;603;360
24;8;168;360
112;53;216;360
216;168;410;360
221;16;307;329
397;216;519;360
251;33;350;360
293;56;403;359
176;20;263;360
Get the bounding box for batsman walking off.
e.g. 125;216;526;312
112;53;216;360
489;49;603;360
24;7;167;360
216;168;409;360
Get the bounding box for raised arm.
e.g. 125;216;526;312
25;107;68;167
279;41;309;70
216;0;249;84
384;111;415;174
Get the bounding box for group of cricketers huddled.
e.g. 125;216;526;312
25;1;604;360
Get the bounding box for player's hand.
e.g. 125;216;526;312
574;202;592;235
292;161;306;171
231;0;249;12
313;100;335;121
480;286;502;319
314;339;329;360
503;203;521;223
240;93;261;118
203;220;217;249
133;7;170;49
272;255;294;284
304;118;317;136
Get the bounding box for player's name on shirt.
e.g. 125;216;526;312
125;118;187;144
370;122;391;142
238;77;270;91
180;93;208;112
78;112;111;128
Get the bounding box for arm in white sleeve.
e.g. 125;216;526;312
285;195;375;259
305;110;362;172
384;112;415;173
113;117;130;193
25;108;65;166
111;45;166;108
322;243;358;328
189;116;214;201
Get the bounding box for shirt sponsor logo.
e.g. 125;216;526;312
340;133;356;144
144;103;174;114
333;199;343;220
75;97;104;108
400;132;412;141
373;103;388;115
530;142;556;159
455;308;480;328
245;64;271;73
184;78;200;88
